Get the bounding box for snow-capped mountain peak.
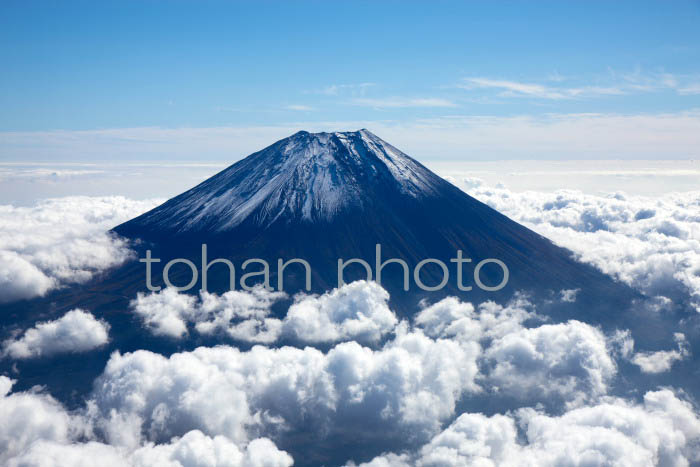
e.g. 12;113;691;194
123;130;444;233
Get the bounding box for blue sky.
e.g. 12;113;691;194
1;1;700;160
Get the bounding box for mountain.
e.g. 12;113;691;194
0;129;649;446
113;129;636;315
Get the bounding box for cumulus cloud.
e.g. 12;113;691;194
193;288;287;344
632;350;686;375
485;320;616;403
559;288;579;302
7;440;128;467
4;353;700;467
2;309;109;359
1;286;697;465
131;287;198;339
459;182;700;311
416;296;615;403
130;286;615;411
9;432;293;467
0;196;160;303
131;281;398;345
607;329;635;360
88;325;481;449
0;250;55;303
358;389;700;466
632;333;690;374
415;296;534;342
128;434;293;467
97;291;625;459
346;453;411;467
0;376;90;464
282;281;397;344
0;376;293;467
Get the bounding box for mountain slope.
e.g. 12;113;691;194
114;130;638;314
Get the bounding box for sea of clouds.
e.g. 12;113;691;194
454;178;700;312
0;196;162;303
1;287;698;466
0;184;699;466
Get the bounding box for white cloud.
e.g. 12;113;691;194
608;329;635;360
350;97;457;108
632;333;690;374
1;285;696;465
485;320;616;403
7;440;128;467
632;350;686;374
98;294;558;451
88;322;482;447
194;288;287;343
0;167;104;181
129;433;293;467
134;288;615;439
2;112;700;161
282;281;397;344
678;83;700;95
2;309;109;359
0;376;89;464
415;297;616;403
359;389;700;466
559;288;579;303
131;281;398;345
7;432;294;467
115;290;619;447
131;288;198;339
0;250;55;303
0;196;160;303
5;355;700;467
461;77;627;99
415;296;535;343
284;105;314;111
0;376;293;467
314;83;375;96
460;71;700;100
460;183;700;310
460;77;596;99
346;453;411;467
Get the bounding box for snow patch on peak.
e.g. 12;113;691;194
355;130;438;197
129;130;443;232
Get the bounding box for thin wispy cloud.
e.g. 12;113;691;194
350;97;458;109
461;78;568;99
460;78;626;100
460;71;700;100
601;70;700;95
307;83;457;109
2;110;700;161
312;82;375;96
284;104;315;111
678;83;700;95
